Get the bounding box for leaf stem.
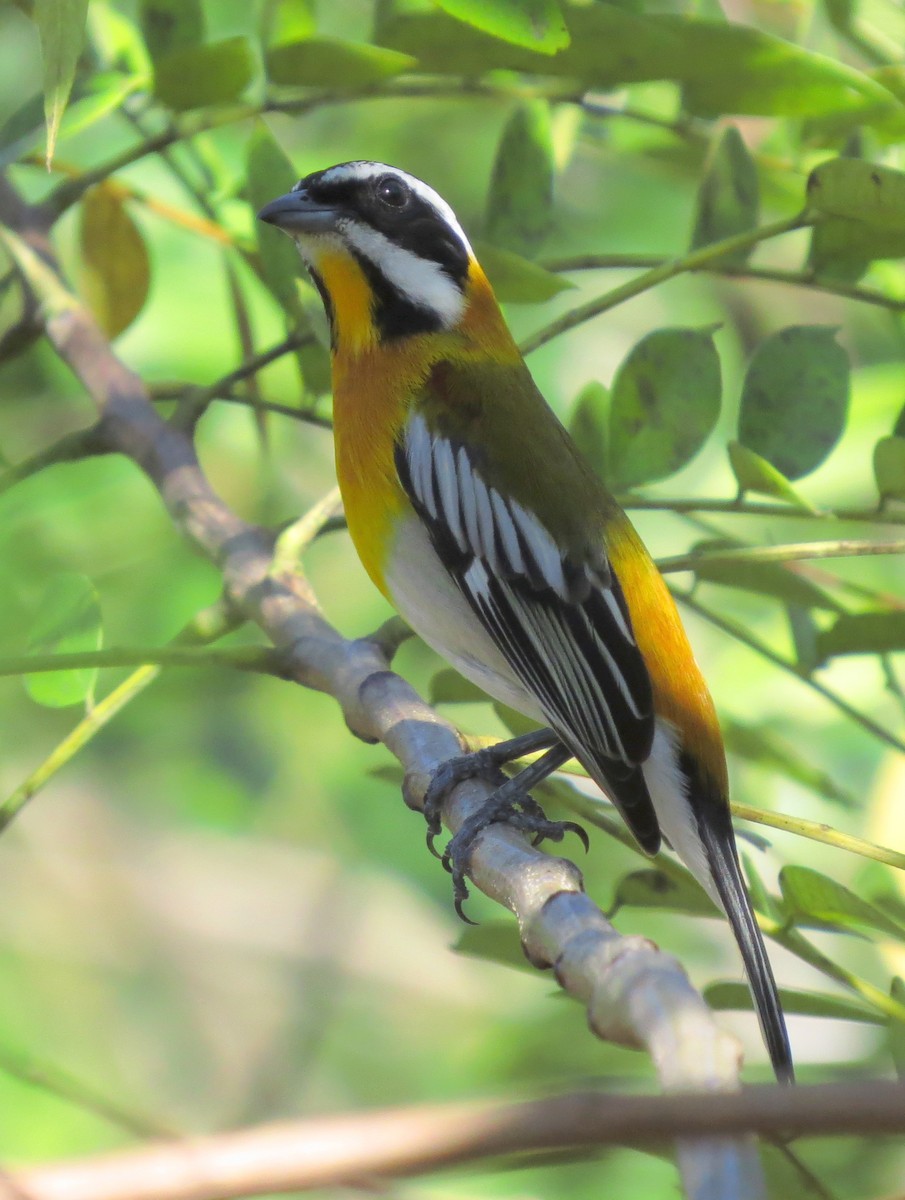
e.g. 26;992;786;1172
521;213;815;355
542;253;905;313
658;537;905;574
1;645;282;677
625;494;905;527
678;591;905;757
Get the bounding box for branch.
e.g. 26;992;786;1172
5;1082;905;1200
658;537;905;574
0;645;282;677
0;178;764;1200
625;494;905;528
542;253;905;313
520;213;814;355
679;590;905;758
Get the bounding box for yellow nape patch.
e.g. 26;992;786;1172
317;250;375;352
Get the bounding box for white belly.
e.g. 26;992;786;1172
384;516;544;721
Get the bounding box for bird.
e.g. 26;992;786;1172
258;160;793;1083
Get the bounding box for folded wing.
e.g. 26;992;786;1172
396;413;661;853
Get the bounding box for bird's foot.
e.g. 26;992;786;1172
423;735;588;922
442;779;588;922
421;727;560;856
422;751;508;857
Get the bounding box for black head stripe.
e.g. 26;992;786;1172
300;162;471;291
352;250;446;340
306;267;336;348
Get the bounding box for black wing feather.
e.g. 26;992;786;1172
395;423;661;854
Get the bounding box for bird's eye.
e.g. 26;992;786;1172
375;175;409;209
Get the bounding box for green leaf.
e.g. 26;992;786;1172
492;702;538;738
428;668;491;705
485;100;555;258
0;73;143;169
787;604;821;674
377;3;900;127
259;0;316;46
89;5;151;74
611;869;719;917
433;0;569;55
741;853;782;921
726;441;816;509
817;612;905;660
807;218;905;283
890;978;905;1076
453;921;532;971
139;0;203;63
608;326;721;490
807;157;905;233
25;573;102;709
806;159;905;278
724;720;857;809
780;865;905;940
246;123;305;319
33;0;89;167
674;20;898;121
706;981;883;1023
688;543;837;611
737;327;850;481
690;126;759;264
474;242;572;303
874;436;905;503
266;38;415;88
154;37;255;111
568;382;609;479
79;183;150;339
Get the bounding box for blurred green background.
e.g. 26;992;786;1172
2;0;905;1195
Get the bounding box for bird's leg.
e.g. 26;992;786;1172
441;743;590;923
423;727;561;854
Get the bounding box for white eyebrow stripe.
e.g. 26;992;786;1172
342;220;465;328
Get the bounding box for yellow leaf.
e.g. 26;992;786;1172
79;184;151;338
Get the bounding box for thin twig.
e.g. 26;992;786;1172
542;253;905;313
520;214;814;355
626;495;905;527
0;645;283;677
659;537;905;573
678;591;905;757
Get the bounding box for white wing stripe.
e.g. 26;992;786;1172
603;588;635;645
434;437;465;550
457;446;482;553
490;488;525;574
408;415;437;519
509;499;567;598
474;475;497;569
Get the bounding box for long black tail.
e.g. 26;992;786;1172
699;809;794;1083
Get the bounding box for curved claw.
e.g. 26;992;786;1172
570;821;591;854
425;827;444;859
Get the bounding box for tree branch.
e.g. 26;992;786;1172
4;1082;905;1200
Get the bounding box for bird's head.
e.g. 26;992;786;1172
258;161;501;354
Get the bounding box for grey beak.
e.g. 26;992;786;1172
257;190;337;234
